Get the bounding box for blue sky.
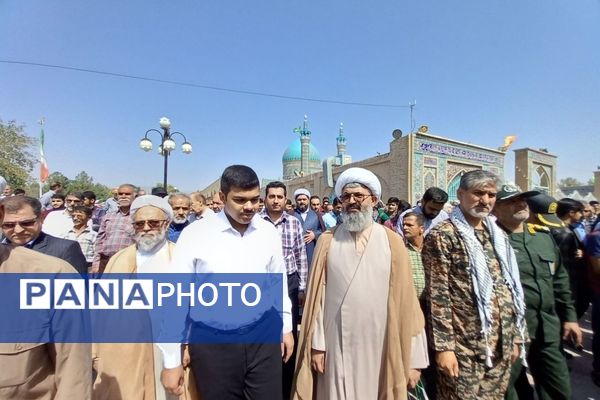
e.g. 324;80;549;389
1;1;599;192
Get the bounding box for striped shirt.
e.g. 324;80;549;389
92;208;135;267
406;240;426;299
65;227;98;263
260;210;309;291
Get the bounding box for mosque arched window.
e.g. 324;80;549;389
446;171;465;202
533;166;550;193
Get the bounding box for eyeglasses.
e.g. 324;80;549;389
132;219;167;231
340;192;372;203
2;219;38;229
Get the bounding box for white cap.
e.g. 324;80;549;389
130;195;173;220
334;167;381;198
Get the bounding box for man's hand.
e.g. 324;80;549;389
511;343;520;364
311;349;325;373
436;351;459;377
563;322;583;349
298;291;306;307
304;230;315;244
181;345;191;368
281;332;294;363
161;365;184;396
407;369;421;390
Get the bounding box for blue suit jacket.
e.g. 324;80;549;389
30;232;88;275
294;209;323;267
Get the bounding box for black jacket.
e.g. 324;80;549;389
30;232;88;275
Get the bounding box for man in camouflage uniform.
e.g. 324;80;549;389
423;170;527;399
493;184;582;400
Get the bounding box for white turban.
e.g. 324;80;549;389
131;195;174;220
334;167;381;198
0;176;6;194
294;188;311;199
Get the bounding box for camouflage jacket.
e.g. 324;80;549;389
423;220;523;359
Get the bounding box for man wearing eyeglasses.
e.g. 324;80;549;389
0;196;88;275
91;184;137;275
42;191;92;238
293;167;428;399
93;194;198;400
0;196;92;399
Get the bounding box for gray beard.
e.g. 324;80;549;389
341;206;373;232
172;216;187;224
136;230;167;253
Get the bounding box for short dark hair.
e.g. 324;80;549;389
556;198;584;218
399;200;412;212
2;196;43;217
51;192;65;200
66;191;83;200
50;182;62;190
82;191;96;201
220;165;259;195
310;195;321;202
265;181;287;197
71;205;92;217
403;211;425;227
13;188;25;195
333;197;342;206
386;197;400;205
422;187;448;204
285;199;293;206
591;200;599;206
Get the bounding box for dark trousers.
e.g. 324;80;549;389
505;340;570;400
282;272;299;400
592;293;600;372
190;342;282;400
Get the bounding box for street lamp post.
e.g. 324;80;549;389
139;117;192;191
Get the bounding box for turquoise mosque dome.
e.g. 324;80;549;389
282;138;321;162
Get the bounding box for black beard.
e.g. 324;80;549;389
297;204;308;212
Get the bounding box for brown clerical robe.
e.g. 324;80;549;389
293;224;425;400
92;242;198;400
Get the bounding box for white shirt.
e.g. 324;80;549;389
395;205;449;236
43;210;93;238
162;210;292;368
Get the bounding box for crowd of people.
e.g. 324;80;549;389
0;168;599;400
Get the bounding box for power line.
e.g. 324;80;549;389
0;59;411;109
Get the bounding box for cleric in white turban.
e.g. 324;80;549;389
334;167;382;199
294;188;311;200
293;171;429;400
131;194;174;220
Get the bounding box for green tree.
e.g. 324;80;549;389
41;171;112;200
558;177;583;187
42;171;70;192
0;119;37;188
155;183;178;193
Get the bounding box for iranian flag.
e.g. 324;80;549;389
39;126;49;183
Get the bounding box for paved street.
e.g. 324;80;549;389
568;309;598;400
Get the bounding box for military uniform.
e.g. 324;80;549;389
503;223;576;400
423;220;521;400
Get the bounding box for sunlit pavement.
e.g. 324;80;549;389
567;309;598;400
